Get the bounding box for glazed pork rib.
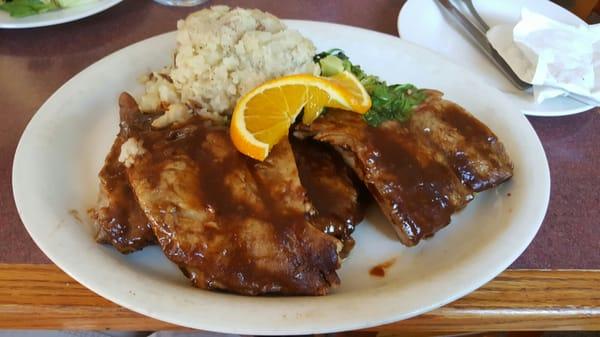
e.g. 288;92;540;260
291;137;367;257
90;94;156;253
410;91;513;192
119;93;341;295
296;91;513;246
92;94;367;258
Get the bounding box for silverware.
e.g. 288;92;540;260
463;0;489;32
435;0;531;90
435;0;598;107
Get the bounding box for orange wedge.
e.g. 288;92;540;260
231;72;371;161
328;71;371;114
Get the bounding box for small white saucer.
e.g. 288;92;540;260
398;0;593;116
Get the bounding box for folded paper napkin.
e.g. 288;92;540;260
487;9;600;105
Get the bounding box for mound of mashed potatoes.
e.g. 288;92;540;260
139;6;319;127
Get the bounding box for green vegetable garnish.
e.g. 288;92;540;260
319;54;345;77
315;49;427;127
0;0;95;17
55;0;96;7
0;0;57;17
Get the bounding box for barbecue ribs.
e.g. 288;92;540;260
296;90;513;246
118;93;341;295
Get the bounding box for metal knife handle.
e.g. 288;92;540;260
435;0;532;91
462;0;490;32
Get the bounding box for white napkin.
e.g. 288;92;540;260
487;8;600;105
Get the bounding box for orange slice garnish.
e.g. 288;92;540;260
230;72;371;161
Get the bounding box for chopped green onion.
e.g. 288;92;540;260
315;49;427;127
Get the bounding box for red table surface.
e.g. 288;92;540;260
0;0;598;268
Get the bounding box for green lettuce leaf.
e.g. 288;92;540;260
0;0;57;17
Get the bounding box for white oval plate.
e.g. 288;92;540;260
13;21;550;335
0;0;121;29
398;0;592;117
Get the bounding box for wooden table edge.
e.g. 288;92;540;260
0;264;598;332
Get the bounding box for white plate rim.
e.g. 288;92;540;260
0;0;122;29
12;20;551;335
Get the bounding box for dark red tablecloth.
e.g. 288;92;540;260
0;0;598;268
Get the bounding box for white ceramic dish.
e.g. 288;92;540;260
13;21;550;335
0;0;121;29
398;0;592;116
